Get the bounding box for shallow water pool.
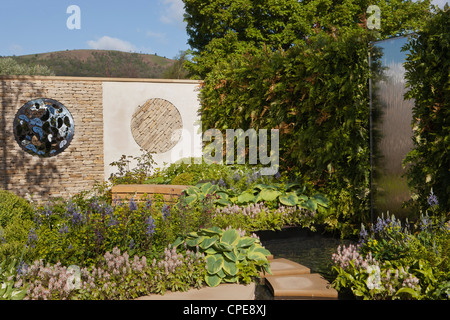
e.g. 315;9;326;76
254;226;355;300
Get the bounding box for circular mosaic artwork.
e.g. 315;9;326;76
131;98;183;153
13;98;75;157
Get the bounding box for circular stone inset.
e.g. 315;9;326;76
131;98;183;153
13;98;75;157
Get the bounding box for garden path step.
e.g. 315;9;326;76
262;258;338;300
264;274;338;300
263;258;311;276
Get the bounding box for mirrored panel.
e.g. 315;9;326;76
13;98;75;157
372;36;414;218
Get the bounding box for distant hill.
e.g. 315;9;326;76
7;49;176;78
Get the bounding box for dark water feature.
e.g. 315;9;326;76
254;226;355;300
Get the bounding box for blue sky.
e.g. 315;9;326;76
0;0;188;59
0;0;447;59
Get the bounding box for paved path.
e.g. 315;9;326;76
262;257;338;299
136;256;337;300
135;282;255;300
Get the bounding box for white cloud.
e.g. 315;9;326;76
87;36;137;52
160;0;185;26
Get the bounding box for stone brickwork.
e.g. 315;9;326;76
0;76;104;201
131;98;183;153
0;76;202;203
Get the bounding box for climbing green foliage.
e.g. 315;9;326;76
182;0;433;235
402;6;450;215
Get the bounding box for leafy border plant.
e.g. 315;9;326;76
173;227;271;287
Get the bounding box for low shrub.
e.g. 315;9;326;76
16;245;206;300
331;213;450;299
0;215;34;261
0;258;27;300
171;172;195;185
0;189;33;228
173;227;271;287
212;202;317;232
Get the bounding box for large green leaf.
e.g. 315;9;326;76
199;235;218;250
224;249;238;262
237;237;256;248
200;226;222;236
214;241;233;252
311;193;329;208
186;186;200;195
247;251;267;262
300;199;318;211
206;255;224;274
296;194;308;202
205;274;222;287
279;193;298;206
216;198;232;206
183;194;198;206
237;191;255;203
259;189;281;202
223;260;239;276
252;246;271;256
221;229;240;246
186;236;204;247
253;184;272;190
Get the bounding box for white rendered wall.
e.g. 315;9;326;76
102;80;203;180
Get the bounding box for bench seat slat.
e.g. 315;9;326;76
111;184;189;204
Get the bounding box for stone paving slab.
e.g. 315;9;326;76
264;274;338;300
135;282;255;300
262;258;310;277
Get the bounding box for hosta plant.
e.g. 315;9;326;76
182;181;329;212
173;227;272;287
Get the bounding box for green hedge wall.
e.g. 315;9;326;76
403;7;450;215
184;0;433;235
197;29;378;234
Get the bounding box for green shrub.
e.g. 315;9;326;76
212;202;318;232
171;172;195;185
173;227;271;287
0;215;34;261
0;258;27;300
108;150;156;185
331;213;450;299
0;190;33;228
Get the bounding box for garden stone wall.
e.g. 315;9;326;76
0;76;202;202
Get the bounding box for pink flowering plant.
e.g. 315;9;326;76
14;245;206;300
331;213;450;300
212;202;317;232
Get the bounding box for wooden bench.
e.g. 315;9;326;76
111;184;189;205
